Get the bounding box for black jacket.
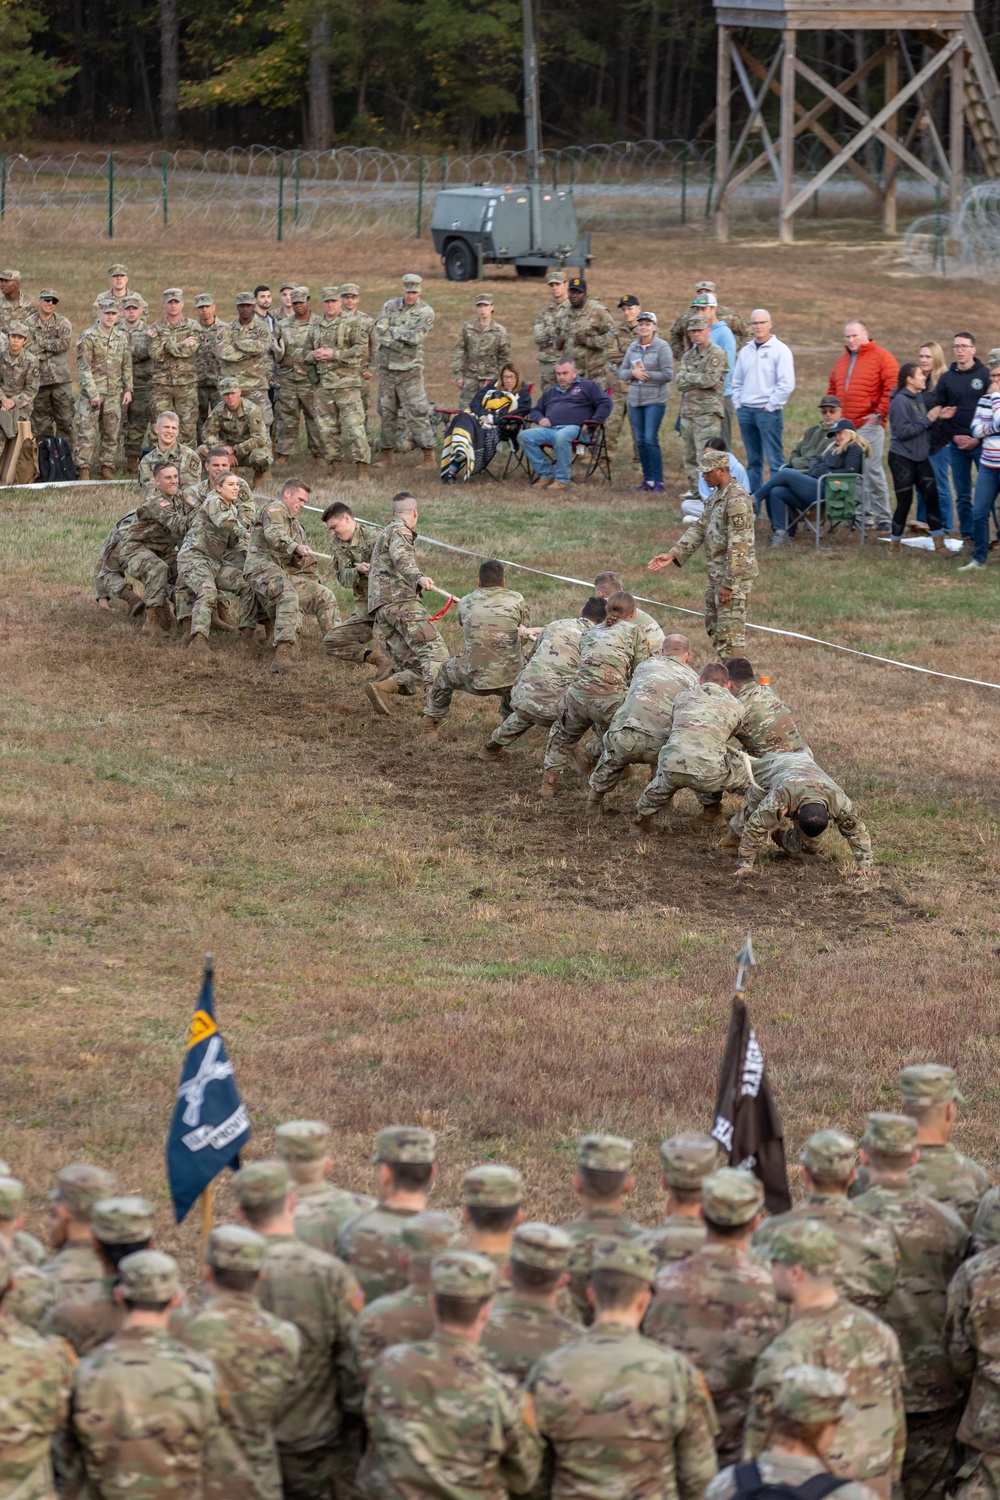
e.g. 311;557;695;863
807;440;864;481
931;360;990;440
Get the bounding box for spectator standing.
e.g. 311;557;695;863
886;363;950;556
520;360;612;490
731;309;795;494
962;348;1000;572
917;341;953;531
931;333;990;549
826;321;898;531
695;293;737;447
619;311;673;492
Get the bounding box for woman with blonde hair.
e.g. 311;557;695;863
757;420;869;545
918;341;954;530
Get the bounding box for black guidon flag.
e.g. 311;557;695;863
710;935;792;1214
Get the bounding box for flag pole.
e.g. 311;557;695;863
199;1183;214;1257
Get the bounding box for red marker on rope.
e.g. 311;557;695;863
309;548;457;622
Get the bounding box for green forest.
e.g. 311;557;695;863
4;0;1000;149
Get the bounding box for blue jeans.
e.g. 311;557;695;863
737;407;786;494
949;442;980;538
520;424;582;483
756;468;818;530
972;464;1000;564
629;404;665;485
920;447;954;531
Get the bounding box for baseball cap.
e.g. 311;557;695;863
617;294;640;308
568;277;587;293
637;311;657;325
829;418;857;434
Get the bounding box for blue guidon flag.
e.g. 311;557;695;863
166;954;250;1224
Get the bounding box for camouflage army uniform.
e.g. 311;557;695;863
0;1240;76;1500
533;295;570;389
946;1243;1000;1500
25;307;74;444
675;342;728;490
424;585;530;724
118;486;198;610
42;1274;125;1358
320;518;385;664
37;1164;117;1319
304;312;371;464
217;317;279;430
908;1143;990;1231
634;681;748;820
340;291;378;444
668;467;757;659
39;1238;108;1315
201;395;272;472
972;1190;1000;1256
668;303;751;364
147;314;200;444
490;615;589;768
350;1210;458;1386
374;295;435;452
243;496;340;647
123;317;154;462
294;1182;376;1259
453;319;512;407
589;653;699;797
0;343;40;419
0;1179;50;1330
0;289;33;331
75;321;132;471
481;1294;583;1387
730;750;873;872
275;314;324;459
177;487;254;639
753;1194;898;1317
710;1452;880;1500
138;439;202;498
732;678;807;757
337;1204;422;1305
543;619;652;775
561;1208;643;1328
563;297;616;382
194;318;222;433
634;607;666;655
607;318;641;456
639;1215;708;1270
366;516;449;694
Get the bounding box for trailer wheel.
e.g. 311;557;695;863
443;240;476;281
515;264;548;278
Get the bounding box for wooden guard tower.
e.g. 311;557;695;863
712;0;1000;241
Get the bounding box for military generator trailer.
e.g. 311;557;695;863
431;185;591;281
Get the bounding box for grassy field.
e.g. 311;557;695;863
1;229;999;1272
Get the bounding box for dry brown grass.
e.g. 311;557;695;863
1;228;999;1278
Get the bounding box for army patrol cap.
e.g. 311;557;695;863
321;287;342;301
660;1132;718;1188
291;285;310;302
38;289;60;302
401;1210;460;1259
207;1224;267;1272
217;377;242;396
800;1130;857;1180
511;1221;571;1272
7;321;29;336
375;1126;436;1164
475;293;494;306
699;448;730;472
546;269;568;285
694;279;717;293
617;293;640;308
279;281;296;292
461;1164;523;1208
568;277;587;293
702;1168;764;1226
52;1163;116;1217
108;263;129;276
401;273;423;289
95;296;118;314
577;1134;632;1172
899;1064;964;1107
232;1160;292;1207
0;1177;25;1220
118;1249;180;1304
431;1249;497;1298
0;269;21;281
194;292;214;308
122;294;143;310
275;1119;331;1163
776;1365;848;1424
687;313;711;331
0;1241;10;1295
235;291;256;306
863;1112;918;1156
767;1218;839;1274
93;1196;155;1244
339;282;360;296
591;1236;656;1286
987;347;1000;367
162;287;184;301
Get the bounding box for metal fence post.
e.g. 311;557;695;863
108;153;114;238
680;145;688;224
161;151;168;227
416;155;424;238
552;151;558;190
294;151;301;227
441;153;448;188
1;154;6;222
277;158;284;243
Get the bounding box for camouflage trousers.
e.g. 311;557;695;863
424;657;513;722
123;381;152;459
953;1449;1000;1500
232;444;273;475
372;600;448;693
150;379;199;447
705;577;750;659
197;381;218;438
361;376;380;446
543;687;624;773
247;566;340;646
176;553;255;638
606;381;638;459
378;368;434;451
538;358;558;391
279;1442;338;1500
634;745;750;818
680;409;724;490
94;534;129;601
458;377;488;408
32;382;74;445
274;382;326;459
75;393;124;470
118;542;175;609
318;386;371;465
589;725;663;796
902;1405;962;1500
323;611;376;663
240;384;274;430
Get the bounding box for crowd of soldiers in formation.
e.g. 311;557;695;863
3;1064;1000;1500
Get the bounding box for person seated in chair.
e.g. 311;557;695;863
439;365;531;484
519;359;612;490
754;419;868;547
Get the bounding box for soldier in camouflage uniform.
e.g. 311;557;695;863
137;410;202;498
339;283;378;447
232;1160;364;1500
533;269;570;390
897;1065;988;1228
0;1176;51;1329
457;1166;524;1291
119;462;198;637
40;1164;116;1317
482;596;607;766
674;316;728;494
337;1126;439;1305
74;297;132;480
193;292;222;437
318;502;391;672
725;658;808;757
176;472;255;656
668;279;750;364
362;1251;541;1498
352;1210;459;1384
480;1221;582;1385
563;276;616;383
199;378;272;477
374;272;436;466
558;1135;641;1325
147;287;200;446
243;477;340;675
531;1238;719;1499
423;560;530;740
638;1132;717;1271
852;1113;970;1500
218;291;282;432
0;268;33;331
272;1119;375;1259
728;749;873;877
175;1226;300;1500
304;286;371;471
632;663;749;830
746;1219;906;1500
452;293;512;407
121;294;153;471
95;508;143;611
592;569;665;655
42;1196;155;1357
0;322;40;440
70;1249;248;1497
649;449;757;660
542;593;652;799
588;634;699;805
945;1230;1000;1500
752;1130;898;1317
709;1365;884;1500
0;1239;76;1498
102;262;148;318
274;286;324;462
364;495;449;712
25;289;73;445
972;1192;1000;1257
646;1169;782;1465
607;294;643;458
0;1170;45;1274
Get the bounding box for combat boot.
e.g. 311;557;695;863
212;602;238;633
586;789;605;814
372;449;394;468
422;717;440;741
99;465;115;480
189;633;210;657
269;642;296;675
477;740;506;762
126;456;139;474
567;742;594;777
421;447;437;469
693;804;723;828
720;828;741;850
142;604;171;638
888;537;901;556
239;627;257;648
362;645;394;678
540;770;560;799
328;459;347;478
264;620;275;646
356;462;369;479
364;678;400;716
120;585;145;617
630;811;655;833
77;466;91;481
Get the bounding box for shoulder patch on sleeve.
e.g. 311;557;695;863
349;1282;365;1313
522;1392;537;1429
268;506;283;515
159;499;171;507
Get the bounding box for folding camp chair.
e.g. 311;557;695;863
792;461;867;548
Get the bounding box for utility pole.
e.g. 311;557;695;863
522;0;542;250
